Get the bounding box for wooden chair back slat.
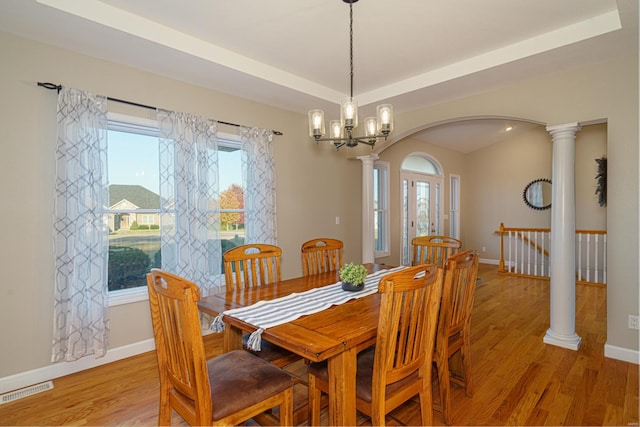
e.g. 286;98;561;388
412;235;462;267
301;238;344;276
223;244;282;290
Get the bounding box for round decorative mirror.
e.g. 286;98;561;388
523;178;552;210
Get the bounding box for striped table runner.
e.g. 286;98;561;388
210;266;407;351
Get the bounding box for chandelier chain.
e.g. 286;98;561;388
349;1;354;98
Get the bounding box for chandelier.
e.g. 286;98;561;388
308;0;393;150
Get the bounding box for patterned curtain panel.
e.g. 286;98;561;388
157;110;223;296
241;127;277;245
52;87;110;362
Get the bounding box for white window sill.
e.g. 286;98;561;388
109;286;149;306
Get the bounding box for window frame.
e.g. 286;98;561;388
106;113;244;306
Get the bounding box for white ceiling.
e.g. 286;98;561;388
0;0;637;152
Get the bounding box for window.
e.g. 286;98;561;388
373;161;389;257
106;113;245;304
449;174;460;239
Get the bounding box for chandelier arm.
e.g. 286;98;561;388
312;134;388;144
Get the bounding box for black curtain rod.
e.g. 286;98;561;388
37;82;283;136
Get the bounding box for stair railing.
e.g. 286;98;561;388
496;223;606;286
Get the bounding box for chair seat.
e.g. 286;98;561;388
242;334;301;367
209;350;294;421
307;347;419;404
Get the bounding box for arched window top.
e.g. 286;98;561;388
401;155;441;175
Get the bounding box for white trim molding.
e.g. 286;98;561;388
604;343;640;365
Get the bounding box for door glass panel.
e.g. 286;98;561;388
415;181;430;237
435;182;441;235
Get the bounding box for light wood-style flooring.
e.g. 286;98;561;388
0;264;637;426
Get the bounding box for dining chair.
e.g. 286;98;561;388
223;244;301;368
146;269;294;426
412;235;462;267
433;250;479;425
307;263;444;426
300;238;344;276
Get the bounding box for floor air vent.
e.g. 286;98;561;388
0;381;54;404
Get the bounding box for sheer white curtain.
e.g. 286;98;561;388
52;87;110;362
241;126;277;245
157;110;223;296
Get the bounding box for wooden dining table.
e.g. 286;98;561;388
197;263;392;426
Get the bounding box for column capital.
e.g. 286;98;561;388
546;122;581;136
357;153;379;164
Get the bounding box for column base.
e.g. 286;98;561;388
543;328;582;350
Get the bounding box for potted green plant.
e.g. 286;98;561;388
339;262;368;292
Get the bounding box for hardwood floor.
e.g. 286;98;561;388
1;264;637;426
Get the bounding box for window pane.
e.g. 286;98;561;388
401;155;438;174
107;129;160;291
402;179;409;265
219;146;245;254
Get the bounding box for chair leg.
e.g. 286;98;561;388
279;387;294;426
461;333;474;397
437;354;452;425
157;382;172;426
419;374;433;426
371;406;386;427
308;373;322;426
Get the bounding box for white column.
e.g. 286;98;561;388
358;154;378;264
543;122;582;350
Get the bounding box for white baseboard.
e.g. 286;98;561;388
479;257;499;265
0;339;156;395
604;343;640;364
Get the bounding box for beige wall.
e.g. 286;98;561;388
0;28;636;384
0;32;362;378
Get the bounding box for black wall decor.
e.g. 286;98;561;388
595;156;607;207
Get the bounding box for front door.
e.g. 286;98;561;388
401;171;441;265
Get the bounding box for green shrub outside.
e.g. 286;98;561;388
108;246;150;290
130;221;139;230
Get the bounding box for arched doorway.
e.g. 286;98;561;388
400;154;443;265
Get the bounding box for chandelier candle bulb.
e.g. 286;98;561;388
330;120;343;139
365;117;377;137
377;104;393;133
308;110;325;138
341;97;358;129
